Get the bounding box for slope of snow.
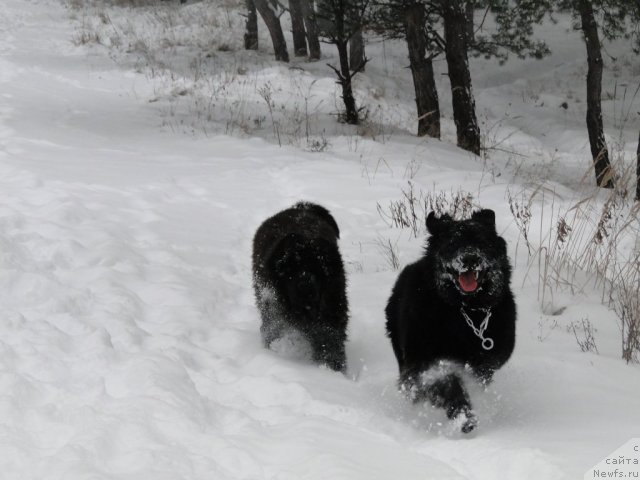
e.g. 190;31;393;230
0;1;639;479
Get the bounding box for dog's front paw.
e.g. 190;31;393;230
452;408;478;434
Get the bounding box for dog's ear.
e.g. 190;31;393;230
471;209;496;230
426;211;453;235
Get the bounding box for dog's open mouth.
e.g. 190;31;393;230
458;270;480;293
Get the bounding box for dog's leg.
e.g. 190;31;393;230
426;373;477;433
472;364;495;387
258;298;286;348
307;325;347;373
260;317;285;348
400;368;477;433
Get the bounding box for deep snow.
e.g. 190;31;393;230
0;0;639;479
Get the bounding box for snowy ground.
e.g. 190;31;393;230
0;0;639;479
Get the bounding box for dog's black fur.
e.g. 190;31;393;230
252;202;348;372
385;209;516;433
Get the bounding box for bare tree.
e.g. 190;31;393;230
290;0;309;56
636;129;640;201
349;27;366;72
255;0;290;61
403;2;439;137
317;0;370;124
244;0;259;50
373;0;550;148
578;0;614;188
439;0;480;155
300;0;322;59
371;0;442;138
464;0;474;44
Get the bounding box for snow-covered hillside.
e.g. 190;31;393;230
0;0;639;479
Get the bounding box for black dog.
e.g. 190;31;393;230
252;202;349;372
385;209;516;433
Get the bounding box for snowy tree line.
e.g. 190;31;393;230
246;0;640;196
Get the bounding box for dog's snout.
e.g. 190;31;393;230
460;252;481;270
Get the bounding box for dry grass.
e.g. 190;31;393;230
509;158;640;363
568;318;599;354
377;182;477;238
374;236;401;271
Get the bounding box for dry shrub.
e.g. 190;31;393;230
509;159;640;363
568;318;599;354
377;182;477;238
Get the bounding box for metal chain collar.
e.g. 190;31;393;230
460;307;494;350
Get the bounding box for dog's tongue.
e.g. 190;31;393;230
458;271;478;292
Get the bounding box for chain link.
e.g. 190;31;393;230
460;307;494;350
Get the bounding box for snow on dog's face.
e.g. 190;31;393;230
426;209;511;308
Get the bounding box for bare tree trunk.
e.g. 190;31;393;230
578;0;614;188
255;0;290;62
290;0;308;56
404;2;440;138
465;0;474;45
332;39;359;124
244;0;259;50
300;0;321;60
636;129;640;201
441;1;480;155
349;27;365;72
322;0;361;124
